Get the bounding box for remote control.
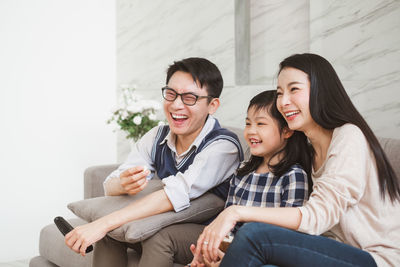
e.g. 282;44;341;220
54;216;93;253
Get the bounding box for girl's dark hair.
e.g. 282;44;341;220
279;53;400;202
237;91;313;193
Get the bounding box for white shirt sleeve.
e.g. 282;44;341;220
103;126;160;183
162;139;240;212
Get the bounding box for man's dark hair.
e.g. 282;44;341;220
166;57;223;98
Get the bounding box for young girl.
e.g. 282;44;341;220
227;90;313;210
186;90;312;267
195;54;400;267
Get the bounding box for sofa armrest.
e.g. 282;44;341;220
84;164;119;199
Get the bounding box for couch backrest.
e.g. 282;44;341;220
378;137;400;180
84;131;398;199
225;126;250;159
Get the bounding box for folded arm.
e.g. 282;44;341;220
65;188;173;256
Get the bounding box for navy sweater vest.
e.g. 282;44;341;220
151;120;243;200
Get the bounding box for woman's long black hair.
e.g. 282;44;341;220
279;53;400;202
237;90;313;193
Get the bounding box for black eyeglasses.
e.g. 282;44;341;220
161;86;214;106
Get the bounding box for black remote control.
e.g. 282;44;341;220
54;216;93;253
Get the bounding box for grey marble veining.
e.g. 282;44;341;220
116;0;400;159
310;0;400;80
215;84;273;129
116;0;237;159
250;0;309;84
117;0;236;93
235;0;250;85
310;0;400;138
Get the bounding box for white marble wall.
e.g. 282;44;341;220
116;0;236;160
309;0;400;138
250;0;309;84
117;0;400;159
117;0;235;94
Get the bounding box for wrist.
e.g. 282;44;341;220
99;212;124;232
104;177;127;196
227;205;242;223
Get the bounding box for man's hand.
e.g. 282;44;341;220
65;220;108;256
119;166;150;195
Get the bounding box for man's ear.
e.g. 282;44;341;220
282;127;294;139
207;98;220;115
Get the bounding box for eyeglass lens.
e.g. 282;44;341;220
162;87;198;105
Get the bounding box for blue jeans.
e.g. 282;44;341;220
220;223;377;267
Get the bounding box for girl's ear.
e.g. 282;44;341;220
282;127;294;139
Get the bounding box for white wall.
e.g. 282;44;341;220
116;0;400;161
0;0;116;262
115;0;400;159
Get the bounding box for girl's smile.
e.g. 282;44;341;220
244;106;292;167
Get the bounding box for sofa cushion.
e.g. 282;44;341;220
38;218;92;267
378;137;400;179
68;179;225;243
29;256;58;267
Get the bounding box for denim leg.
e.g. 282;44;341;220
220;222;377;267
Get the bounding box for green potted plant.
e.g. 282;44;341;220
108;85;164;141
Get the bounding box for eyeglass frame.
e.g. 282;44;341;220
161;86;215;106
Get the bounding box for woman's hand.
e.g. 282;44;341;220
195;206;240;262
65;219;109;256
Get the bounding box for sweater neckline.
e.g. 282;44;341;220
312;126;342;176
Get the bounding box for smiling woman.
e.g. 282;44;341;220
218;53;400;267
276;68;311;129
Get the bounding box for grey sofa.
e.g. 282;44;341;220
29;125;247;267
29;164;146;267
30;136;400;267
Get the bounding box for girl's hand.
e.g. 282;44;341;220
65;219;108;256
188;244;205;267
188;244;224;267
203;249;224;267
195;206;239;262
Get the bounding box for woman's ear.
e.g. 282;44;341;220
282;127;294;139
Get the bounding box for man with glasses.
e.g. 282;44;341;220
65;57;243;266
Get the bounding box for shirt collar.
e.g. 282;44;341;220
160;115;216;154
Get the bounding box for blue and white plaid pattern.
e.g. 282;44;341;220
225;164;308;209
